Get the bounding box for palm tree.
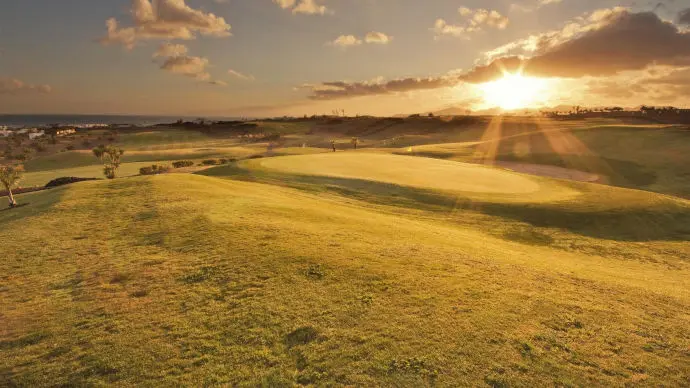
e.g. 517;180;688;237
0;164;24;208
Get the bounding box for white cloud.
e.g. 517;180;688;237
432;19;474;39
0;78;52;95
328;32;393;48
511;0;563;13
153;42;188;58
365;31;392;44
228;69;255;81
273;0;296;9
274;0;330;15
329;35;363;48
101;0;231;49
433;7;509;39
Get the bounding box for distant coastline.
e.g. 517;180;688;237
0;114;245;128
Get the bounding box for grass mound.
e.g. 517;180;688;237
257;153;577;201
1;174;688;386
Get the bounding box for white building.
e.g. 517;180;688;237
29;130;46;140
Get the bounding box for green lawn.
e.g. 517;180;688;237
2;158;688;386
401;122;690;198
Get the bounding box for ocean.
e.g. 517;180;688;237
0;114;243;128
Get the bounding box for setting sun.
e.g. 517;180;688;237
479;73;549;110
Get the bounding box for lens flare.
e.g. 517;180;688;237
479;73;549;110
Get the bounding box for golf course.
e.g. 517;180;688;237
1;117;689;386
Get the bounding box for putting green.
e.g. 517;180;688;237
258;153;574;198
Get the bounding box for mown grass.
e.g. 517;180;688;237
2;173;688;386
404;122;690;198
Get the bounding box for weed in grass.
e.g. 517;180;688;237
130;289;149;298
285;326;320;348
110;272;130;284
305;264;326;280
179;266;217;284
388;357;439;378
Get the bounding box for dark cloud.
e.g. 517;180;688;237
679;8;690;25
306;75;460;100
464;11;690;81
303;9;690;100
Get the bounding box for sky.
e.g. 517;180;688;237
0;0;689;117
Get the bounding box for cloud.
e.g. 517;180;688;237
365;31;392;44
301;73;462;100
433;7;509;39
304;8;690;102
228;69;255;81
273;0;296;9
153;43;224;85
466;9;690;81
0;78;52;95
274;0;330;15
679;8;690;25
432;19;474;39
328;32;392;48
153;42;188;57
511;0;562;13
583;66;690;104
329;35;363;48
101;0;231;49
160;55;211;80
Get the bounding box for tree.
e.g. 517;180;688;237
93;145;125;179
351;137;359;150
0;164;24;208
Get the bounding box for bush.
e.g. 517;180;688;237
139;164;170;176
201;159;221;166
172;160;195;169
45;177;100;188
65;145;75;151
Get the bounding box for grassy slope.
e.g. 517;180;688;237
257;153;573;198
20;124;325;187
2;171;688;386
405;121;690;198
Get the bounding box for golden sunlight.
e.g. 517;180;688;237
479;73;549;110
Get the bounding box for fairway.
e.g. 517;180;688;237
259;153;572;198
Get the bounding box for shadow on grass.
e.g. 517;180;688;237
199;163;690;242
493;153;658;187
0;203;30;212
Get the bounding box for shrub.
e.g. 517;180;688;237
201;159;221;166
172;160;195;169
65;145;75;151
139;164;170;176
30;142;46;152
45;177;100;188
